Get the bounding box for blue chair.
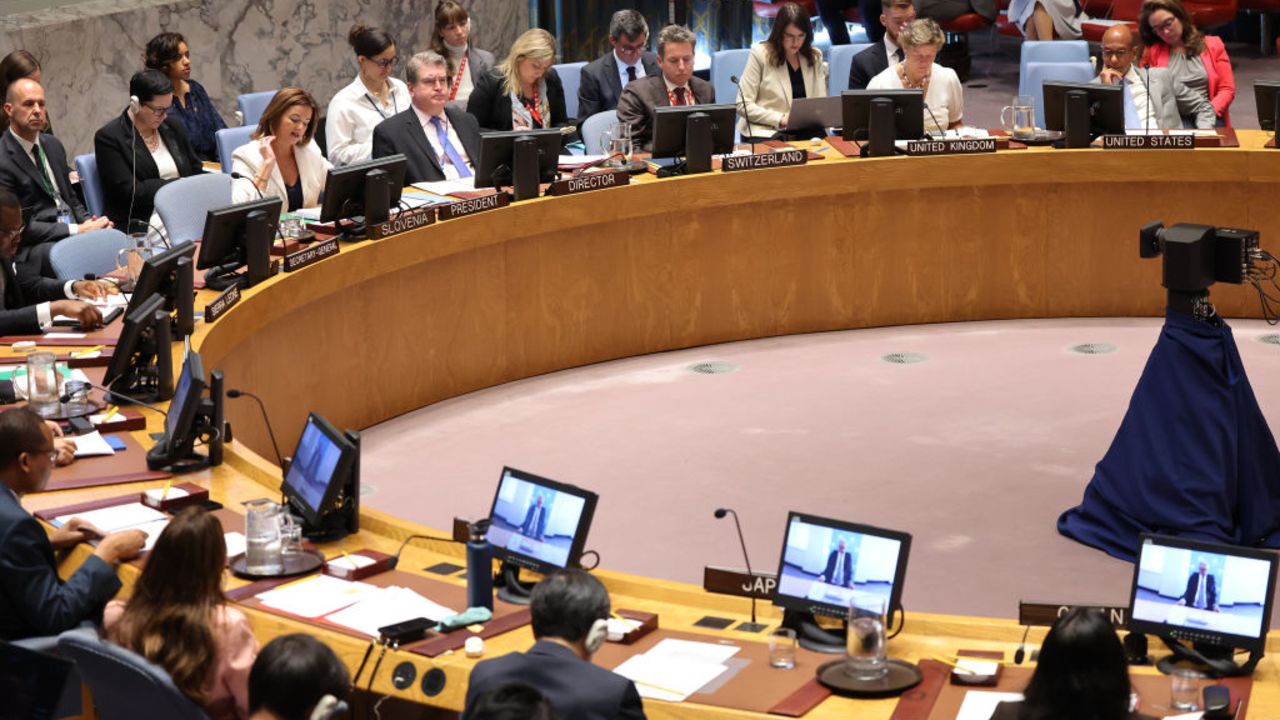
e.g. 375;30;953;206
581;110;619;155
154;174;232;246
1018;41;1090;97
236;90;276;127
710;48;751;105
215;126;255;175
552;61;587;120
8;636;82;717
826;43;873;95
1024;61;1095;128
48;228;135;282
57;628;208;720
75;154;104;218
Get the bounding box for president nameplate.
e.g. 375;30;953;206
283;237;339;273
1102;134;1195;150
203;285;240;324
905;138;997;156
721;148;807;172
368;205;435;240
438;192;510;221
546;170;630;196
703;565;778;600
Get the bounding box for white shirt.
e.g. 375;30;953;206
9;129;78;234
326;75;411;166
411;105;472;180
663;75;696;105
149;137;180;181
1124;66;1155;130
866;62;964;136
446;44;476;106
616;49;647;90
883;35;904;64
8;259;78;328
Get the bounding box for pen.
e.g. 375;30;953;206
101;406;120;423
931;656;977;674
341;550;355;568
633;679;686;697
73;345;105;358
160;480;173;501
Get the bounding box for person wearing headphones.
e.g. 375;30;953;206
93;69;203;235
248;634;349;720
464;569;646;720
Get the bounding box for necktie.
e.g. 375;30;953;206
626;65;637;84
835;552;844;585
896;48;905;63
1121;81;1141;129
1195;575;1206;608
31;144;56;197
674;87;687;106
430;116;472;178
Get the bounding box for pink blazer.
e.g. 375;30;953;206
1141;34;1234;126
104;602;259;720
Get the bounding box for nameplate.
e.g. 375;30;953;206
905;138;998;156
203;285;240;324
368;205;436;241
546;170;630;196
283;237;340;273
1102;134;1195;150
703;565;778;600
1018;601;1128;628
721;148;808;172
438;192;510;221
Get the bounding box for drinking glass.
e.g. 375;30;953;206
769;628;798;669
847;595;888;680
24;352;61;418
1170;668;1204;711
115;233;156;292
600;121;633;168
1000;95;1037;138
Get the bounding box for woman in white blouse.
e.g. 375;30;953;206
736;2;829;141
325;24;411;166
867;19;963;136
230;88;330;210
429;0;496;110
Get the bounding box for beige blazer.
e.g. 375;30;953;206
735;42;829;137
230;138;331;208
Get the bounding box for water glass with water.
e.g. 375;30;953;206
243;498;285;575
1000;95;1037;138
847;595;889;680
1170;668;1204;711
24;352;61;418
769;628;798;669
600;121;633;168
115;233;157;293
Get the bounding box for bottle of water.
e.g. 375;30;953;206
466;519;494;611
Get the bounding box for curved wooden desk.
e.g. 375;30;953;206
23;134;1280;720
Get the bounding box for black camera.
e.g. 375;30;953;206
1140;222;1258;293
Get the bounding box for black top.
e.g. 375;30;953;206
788;61;807;101
465;68;572;143
284;178;302;212
93;112;203;232
170;79;227;162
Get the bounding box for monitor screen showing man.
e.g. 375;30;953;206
282;414;350;521
773;513;908;617
486;468;591;571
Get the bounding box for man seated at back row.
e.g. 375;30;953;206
616;24;715;151
577;9;661;124
848;0;917;90
1093;25;1213;130
372;50;481;185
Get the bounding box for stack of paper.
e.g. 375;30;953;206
52;502;170;551
325;586;456;637
70;431;116;458
256;575;382;618
412;177;476;196
955;691;1023;720
613;638;739;702
252;577;456;639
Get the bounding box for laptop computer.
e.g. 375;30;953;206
787;96;843;131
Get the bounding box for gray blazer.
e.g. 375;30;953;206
1092;66;1215;130
615;74;716;150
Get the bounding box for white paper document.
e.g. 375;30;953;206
955;691;1024;720
644;638;741;665
412;177;476;196
292;207;322;221
558;154;609;166
255;575;382;619
70;431;115;457
223;531;247;559
323;586;456;637
42;332;87;339
613;654;730;702
52;502;166;533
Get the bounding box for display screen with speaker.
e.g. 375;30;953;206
195;197;282;290
841;89;924;157
102;293;173;404
473;129;563;201
281;412;360;541
125;241;196;337
650;104;737;176
318;154;408;241
145;349;223;473
1042;81;1124;147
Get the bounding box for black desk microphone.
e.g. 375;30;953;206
714;507;763;629
225;388;284;468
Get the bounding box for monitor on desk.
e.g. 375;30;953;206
841;89;924;148
194;197;282;291
145;349;210;471
650;104;737;159
1127;533;1277;656
126;241;196;337
473;129;562;194
282;412;359;537
485;466;598;575
318;154;408;239
772;511;912;621
1254;80;1280;137
1042;81;1124;139
102;292;172;403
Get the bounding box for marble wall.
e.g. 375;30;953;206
1;0;528;157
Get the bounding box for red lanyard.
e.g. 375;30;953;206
448;55;468;102
666;87;693;106
522;85;544;127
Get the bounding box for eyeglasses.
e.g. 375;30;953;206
145;103;172;116
369;56;399;69
420;76;450;87
1101;48;1133;57
0;223;25;241
1153;17;1178;32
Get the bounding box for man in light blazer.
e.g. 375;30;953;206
372;51;481;186
0;79;111;277
577;9;661;124
1093;25;1214;130
616;24;715;151
848;0;917;90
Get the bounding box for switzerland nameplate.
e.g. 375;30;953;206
721;148;807;172
438;192;510;221
203;285;240;324
283;237;339;272
546;170;629;196
368;205;435;240
1102;134;1195;150
904;138;997;156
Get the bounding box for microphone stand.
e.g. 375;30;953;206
923;101;945;141
730;75;758;154
225;388;285;469
715;508;768;632
1139;62;1152;136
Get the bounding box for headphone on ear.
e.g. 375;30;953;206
584;618;609;655
308;694;348;720
128;95;141;114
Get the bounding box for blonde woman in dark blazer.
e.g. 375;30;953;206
736;3;829;141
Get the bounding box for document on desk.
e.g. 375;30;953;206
255;575;381;618
323;585;456;637
52;502;166;533
955;691;1023;720
70;431;116;458
612;638;739;702
412;177;476;196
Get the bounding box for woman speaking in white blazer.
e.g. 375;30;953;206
735;2;829;142
230;87;331;210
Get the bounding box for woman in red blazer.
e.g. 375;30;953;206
1138;0;1234;126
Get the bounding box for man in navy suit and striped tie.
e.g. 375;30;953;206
819;538;855;588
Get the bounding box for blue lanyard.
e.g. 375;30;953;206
364;91;397;119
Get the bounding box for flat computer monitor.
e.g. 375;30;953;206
126;241;196;337
486;466;598;577
102;293;172;403
145;350;209;471
1042;81;1124;141
318;154;408;233
281;412;359;539
650;103;738;159
773;511;912;619
841;89;925;153
1254;80;1280;135
194;197;282;291
473;129;563;198
1128;533;1278;667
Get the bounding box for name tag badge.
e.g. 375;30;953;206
58;213;72;225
